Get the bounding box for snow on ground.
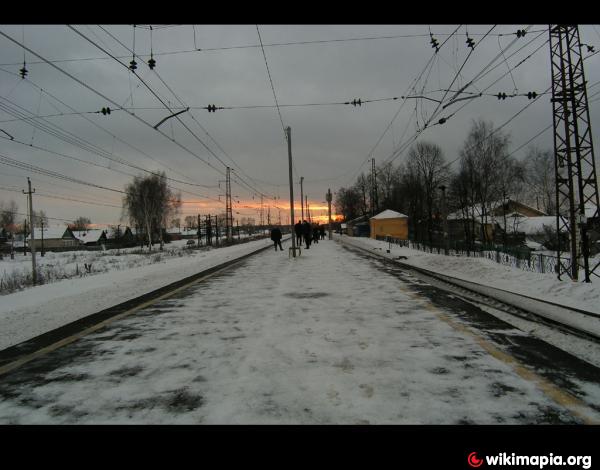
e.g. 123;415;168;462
340;236;600;314
0;237;276;351
1;237;595;424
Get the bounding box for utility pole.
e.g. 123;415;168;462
260;194;264;230
206;214;212;246
326;188;333;240
40;219;45;257
305;195;309;222
23;177;37;284
226;167;233;242
300;176;304;222
286;126;300;257
549;25;600;282
23;218;27;256
197;214;201;246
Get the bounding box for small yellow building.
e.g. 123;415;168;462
370;209;409;240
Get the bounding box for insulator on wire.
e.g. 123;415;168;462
351;99;362;107
129;58;137;71
497;92;507;100
207;104;217;113
19;62;28;79
527;91;537;100
516;29;527;38
430;34;440;52
148;56;156;70
438;117;447;125
466;35;475;50
101;107;111;115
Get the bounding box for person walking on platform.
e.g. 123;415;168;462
302;220;312;249
270;226;283;251
294;220;303;246
319;225;326;240
312;223;320;244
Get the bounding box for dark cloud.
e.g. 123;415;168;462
1;24;599;225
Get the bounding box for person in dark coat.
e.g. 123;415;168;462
312;224;319;244
319;225;326;240
294;220;303;246
270;226;283;251
302;220;312;249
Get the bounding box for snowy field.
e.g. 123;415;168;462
340;236;600;314
0;237;597;424
0;237;276;351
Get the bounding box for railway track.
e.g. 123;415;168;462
339;237;600;361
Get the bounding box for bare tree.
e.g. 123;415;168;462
334;186;362;221
353;173;370;217
69;216;92;231
377;161;401;210
184;215;198;230
32;210;48;228
406;141;447;244
122;172;181;251
459;119;511;244
524;146;556;215
0;200;19;231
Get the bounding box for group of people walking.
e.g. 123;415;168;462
269;221;328;252
294;220;326;249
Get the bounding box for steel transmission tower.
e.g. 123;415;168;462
549;25;600;282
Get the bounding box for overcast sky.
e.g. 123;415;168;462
1;24;600;227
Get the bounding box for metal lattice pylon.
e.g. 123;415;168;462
549;25;600;282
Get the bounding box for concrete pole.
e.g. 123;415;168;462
300;176;304;222
326;188;333;240
286;126;298;257
23;178;37;284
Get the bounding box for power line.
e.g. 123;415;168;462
67;25;228;178
0;27;551;67
0;28;231;190
0;66;210;188
256;25;288;145
91;25;276;201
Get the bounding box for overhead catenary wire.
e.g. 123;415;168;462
342;25;465;185
0;67;210;188
67;26;228;179
375;28;550;170
0;27;552;67
96;24;272;198
0;28;233;193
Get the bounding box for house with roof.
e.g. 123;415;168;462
28;226;80;251
370;209;409;240
345;214;370;237
491;199;547;218
106;226;136;247
73;229;107;247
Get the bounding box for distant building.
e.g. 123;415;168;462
106;226;136;247
28;227;79;250
491;199;547;218
370;209;409;240
73;229;107;246
345;214;370;237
